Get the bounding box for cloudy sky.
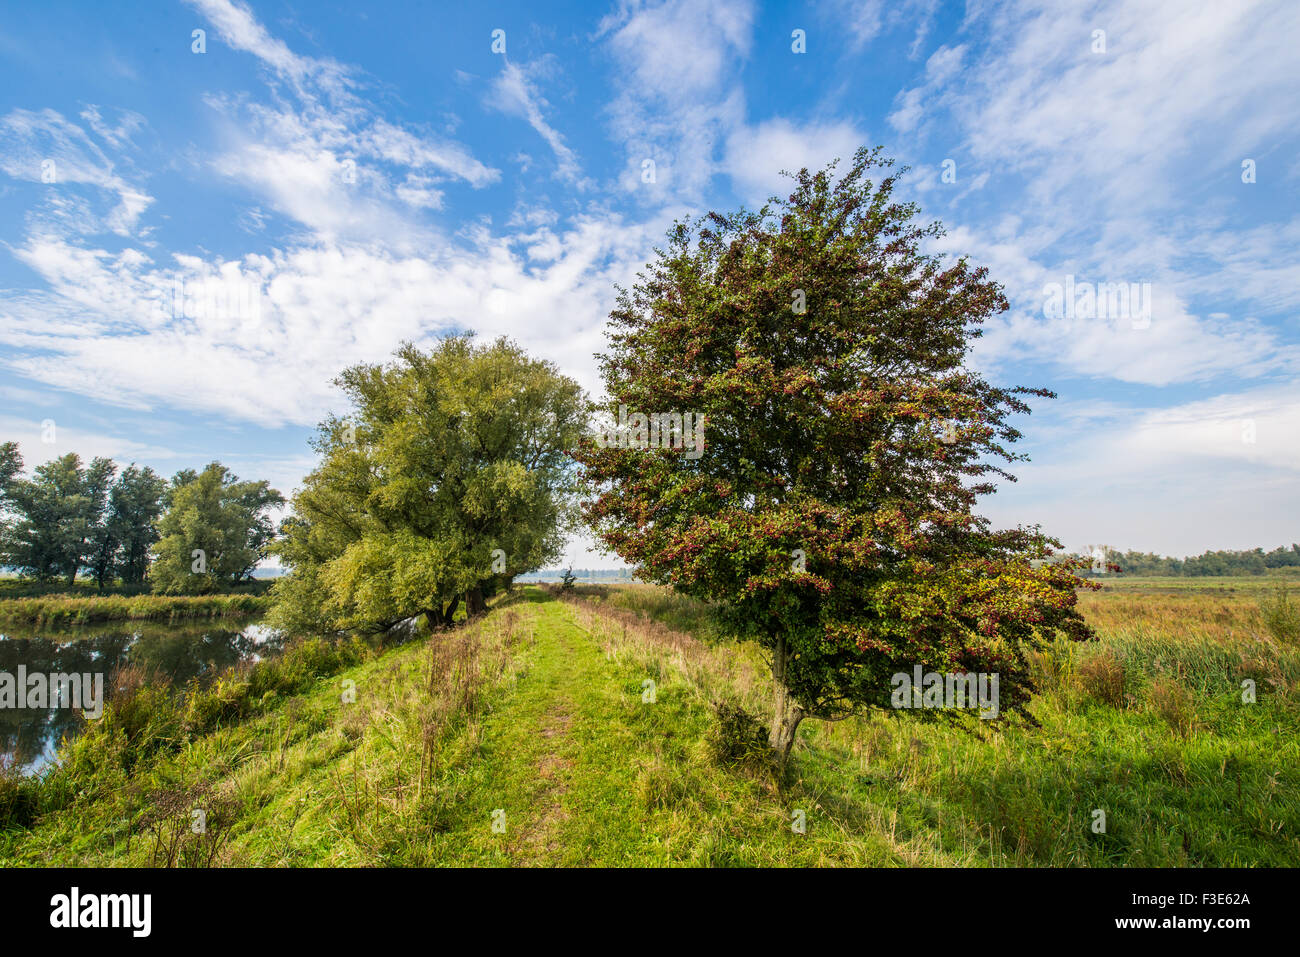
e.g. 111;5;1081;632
1;0;1297;567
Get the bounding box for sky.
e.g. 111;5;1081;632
0;0;1297;568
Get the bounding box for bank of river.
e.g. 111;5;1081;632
0;593;271;627
0;617;282;775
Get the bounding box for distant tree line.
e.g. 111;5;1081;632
1074;544;1300;577
0;441;282;593
515;568;638;582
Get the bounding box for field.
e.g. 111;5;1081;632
1;577;1297;866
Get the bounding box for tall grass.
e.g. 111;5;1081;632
0;593;272;627
1;596;529;863
3;633;373;831
1259;583;1300;646
6;581;1297;866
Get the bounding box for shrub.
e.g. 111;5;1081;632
0;769;41;830
0;593;271;626
706;700;773;772
182;674;254;734
634;758;695;811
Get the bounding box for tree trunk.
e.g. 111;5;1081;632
426;593;461;631
769;634;805;775
465;585;487;618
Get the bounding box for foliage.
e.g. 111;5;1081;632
0;768;41;831
269;336;588;633
1259;583;1300;646
95;465;168;586
706;701;772;771
150;463;284;594
5;586;1299;866
576;146;1094;764
1079;543;1300;577
0;592;270;627
0;443;168;590
1;451;115;585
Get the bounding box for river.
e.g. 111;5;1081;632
0;618;283;776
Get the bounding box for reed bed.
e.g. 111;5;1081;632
0;593;272;627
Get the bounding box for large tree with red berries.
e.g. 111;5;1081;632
576;147;1094;772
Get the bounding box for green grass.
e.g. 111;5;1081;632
0;577;273;598
1086;573;1300;594
0;593;273;627
3;583;1297;866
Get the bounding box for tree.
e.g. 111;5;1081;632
86;465;168;589
150;463;284;593
0;442;21;493
576;147;1094;772
3;453;115;584
268;336;588;635
0;442;22;552
112;466;168;585
1264;544;1300;569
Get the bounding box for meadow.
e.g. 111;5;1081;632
1;576;1296;866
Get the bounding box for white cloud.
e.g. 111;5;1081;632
189;0;496;248
0;108;153;236
1;209;669;428
597;0;754;198
825;0;940;55
936;0;1300;208
984;385;1300;555
78;106;146;151
724;118;868;202
488;60;582;184
0;415;178;469
597;0;754;99
184;0;352;100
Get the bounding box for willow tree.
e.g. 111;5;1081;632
576;147;1094;772
269;336;588;635
150;463;283;593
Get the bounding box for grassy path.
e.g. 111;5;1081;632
420;590;896;866
427;590;713;865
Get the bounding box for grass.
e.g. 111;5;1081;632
2;580;1297;866
0;593;273;627
0;577;273;599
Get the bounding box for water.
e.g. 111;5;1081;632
0;618;283;776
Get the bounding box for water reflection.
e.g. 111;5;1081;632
0;618;282;776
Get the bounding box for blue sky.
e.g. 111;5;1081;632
1;0;1297;567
